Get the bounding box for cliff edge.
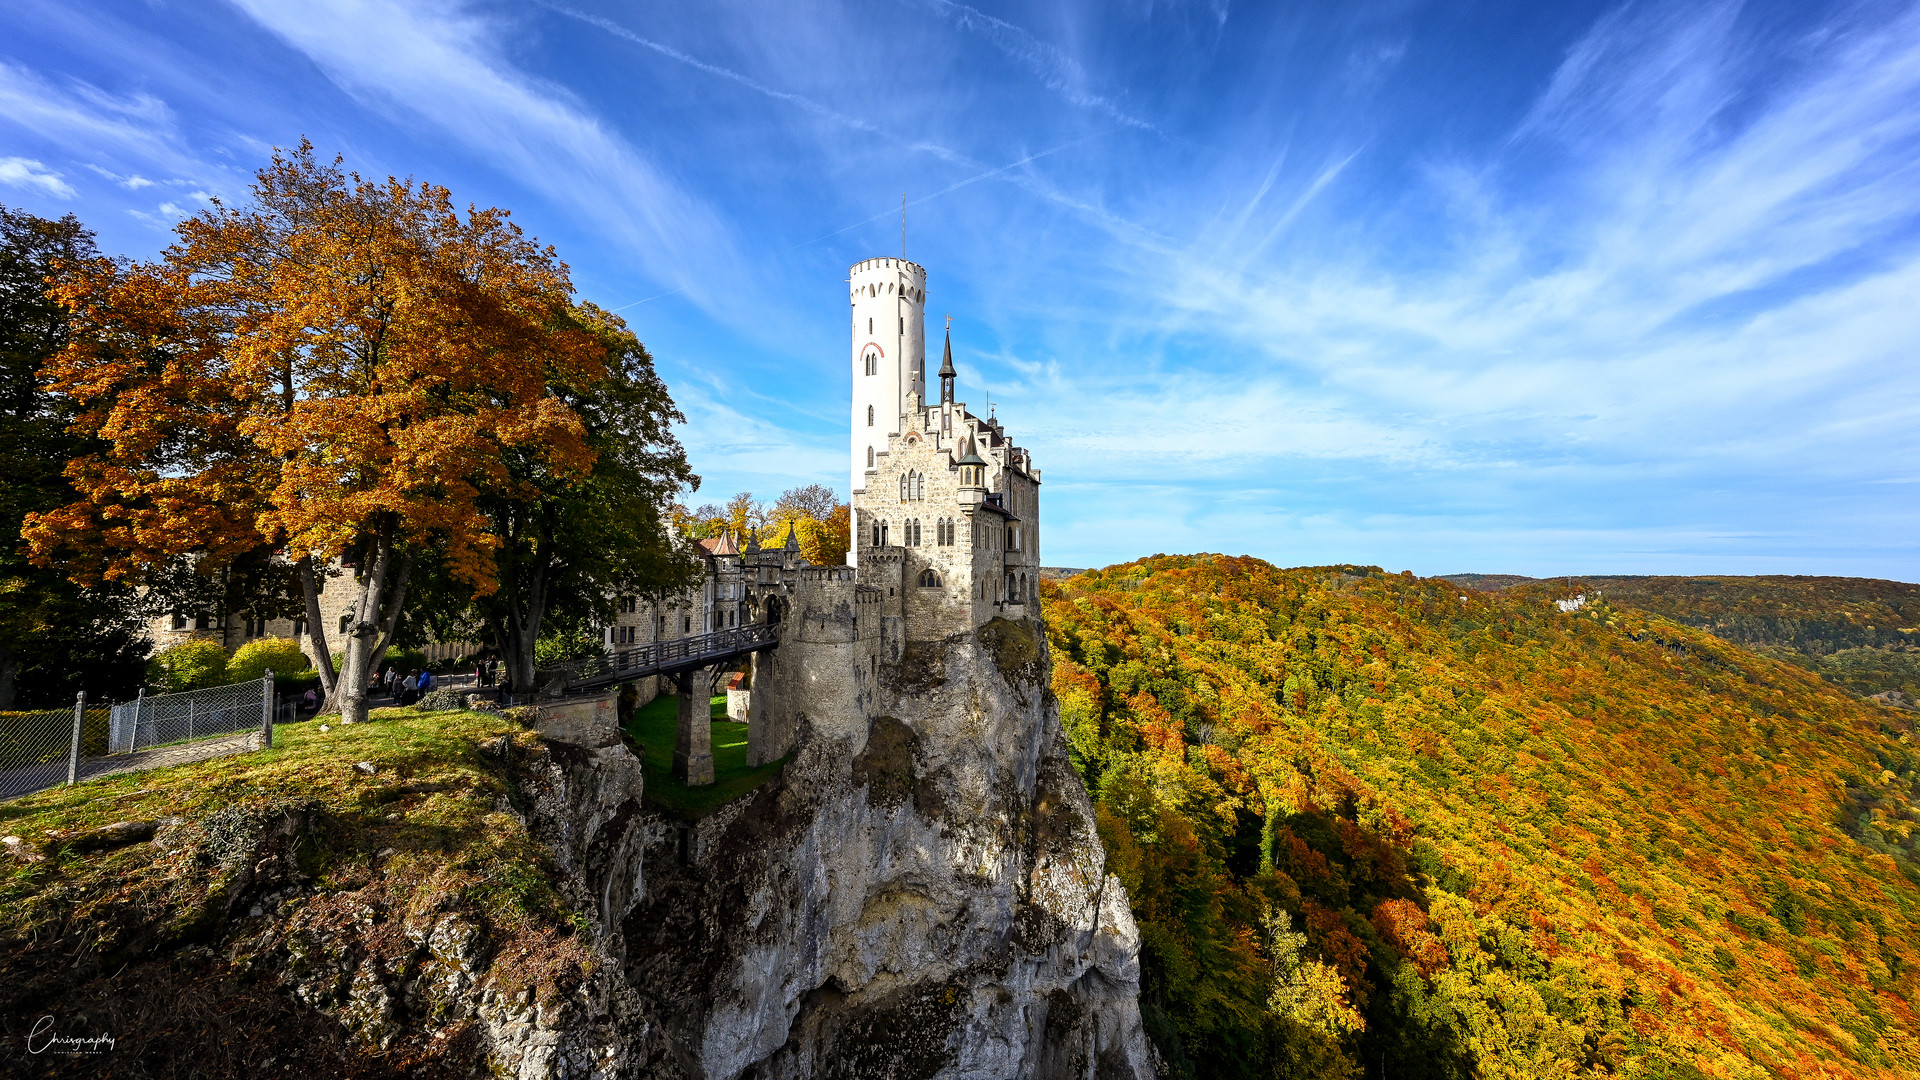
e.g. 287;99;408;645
620;616;1155;1078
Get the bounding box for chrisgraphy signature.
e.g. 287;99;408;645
25;1016;115;1055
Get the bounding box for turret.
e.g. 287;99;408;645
848;257;927;500
956;434;987;510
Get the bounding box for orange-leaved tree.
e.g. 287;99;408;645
25;142;606;722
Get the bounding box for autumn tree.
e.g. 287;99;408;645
26;143;607;723
0;206;148;708
768;483;849;565
456;305;703;692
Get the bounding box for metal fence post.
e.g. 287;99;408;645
261;669;275;749
67;690;86;786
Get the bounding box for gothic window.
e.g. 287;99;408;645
867;405;874;426
882;522;889;545
900;473;909;501
867;446;874;467
869;317;873;332
872;523;882;547
914;472;924;500
919;569;942;588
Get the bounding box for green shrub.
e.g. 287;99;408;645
227;637;308;683
274;670;322;697
149;640;230;692
535;626;599;666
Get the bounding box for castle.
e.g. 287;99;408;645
718;256;1043;772
138;256;1040;782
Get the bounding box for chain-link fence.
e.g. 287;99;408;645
1;674;281;802
110;678;269;754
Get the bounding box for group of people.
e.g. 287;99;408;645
292;656;511;715
381;666;437;706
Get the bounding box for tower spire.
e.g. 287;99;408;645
939;315;957;405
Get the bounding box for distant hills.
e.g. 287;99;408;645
1044;557;1920;1078
1440;574;1920;707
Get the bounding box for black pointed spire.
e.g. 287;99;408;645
938;327;957;405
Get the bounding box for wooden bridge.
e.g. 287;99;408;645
562;621;781;693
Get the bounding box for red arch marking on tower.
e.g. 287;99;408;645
858;342;887;357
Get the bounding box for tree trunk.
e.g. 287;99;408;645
298;555;338;707
501;530;550;700
335;536;387;724
0;647;17;711
334;522;414;723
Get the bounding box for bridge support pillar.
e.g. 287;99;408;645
672;669;714;787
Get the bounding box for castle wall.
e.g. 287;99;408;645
746;570;881;766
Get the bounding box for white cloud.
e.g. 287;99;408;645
0;64;208;178
227;0;743;304
1104;0;1920;481
0;156;76;198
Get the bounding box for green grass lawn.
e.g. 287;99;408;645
625;695;785;819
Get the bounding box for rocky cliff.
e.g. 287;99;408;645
604;617;1156;1079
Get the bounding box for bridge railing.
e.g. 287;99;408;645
562;622;781;692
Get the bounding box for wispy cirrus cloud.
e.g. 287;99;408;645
226;0;742;301
1105;1;1920;476
0;156;75;198
0;62;219;183
916;0;1159;133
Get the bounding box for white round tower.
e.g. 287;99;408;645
848;257;927;501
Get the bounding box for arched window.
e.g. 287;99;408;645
914;472;924;500
872;523;881;547
899;473;909;501
918;569;941;588
867;446;874;467
881;521;889;546
867;405;874;426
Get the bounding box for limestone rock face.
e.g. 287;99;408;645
620;619;1157;1079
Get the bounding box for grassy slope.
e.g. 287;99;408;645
1047;557;1920;1080
625;694;785;818
0;709;594;1077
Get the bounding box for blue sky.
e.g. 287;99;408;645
4;0;1919;579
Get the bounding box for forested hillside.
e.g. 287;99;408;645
1044;557;1920;1079
1441;574;1920;705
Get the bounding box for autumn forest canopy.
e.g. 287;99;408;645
1045;556;1920;1078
